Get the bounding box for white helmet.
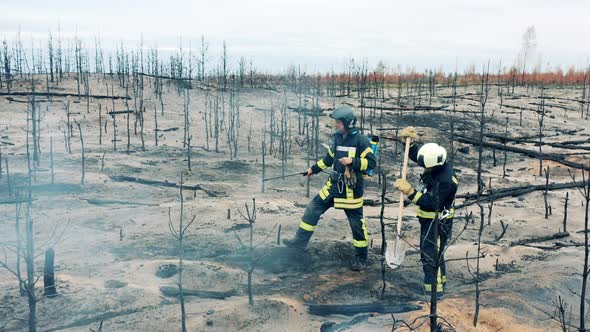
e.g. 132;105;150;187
417;143;447;168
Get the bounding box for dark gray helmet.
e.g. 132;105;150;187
330;106;357;130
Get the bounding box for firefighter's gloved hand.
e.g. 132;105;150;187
339;157;353;166
394;179;415;196
400;126;417;142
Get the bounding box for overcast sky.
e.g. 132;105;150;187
1;0;589;73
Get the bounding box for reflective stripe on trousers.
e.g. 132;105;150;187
296;194;369;251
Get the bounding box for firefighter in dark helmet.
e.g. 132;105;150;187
394;126;458;296
283;106;376;271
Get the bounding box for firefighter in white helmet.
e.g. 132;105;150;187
394;126;458;297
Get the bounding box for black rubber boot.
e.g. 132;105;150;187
350;256;367;271
282;238;306;249
350;247;368;271
282;228;312;249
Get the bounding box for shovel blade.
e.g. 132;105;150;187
385;237;407;269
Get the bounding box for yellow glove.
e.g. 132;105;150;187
394;179;415;196
400;126;417;141
344;165;357;188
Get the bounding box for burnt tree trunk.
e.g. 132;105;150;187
44;248;57;297
563;192;568;232
50;137;54;185
579;170;590;331
75;121;85;185
544;167;551;219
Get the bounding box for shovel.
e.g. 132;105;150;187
385;137;411;269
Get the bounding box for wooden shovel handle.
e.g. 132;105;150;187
397;138;412;235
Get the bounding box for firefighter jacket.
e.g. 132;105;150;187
310;129;376;209
406;143;458;220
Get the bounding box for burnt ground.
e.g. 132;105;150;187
1;77;590;331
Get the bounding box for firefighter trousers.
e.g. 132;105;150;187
293;194;369;259
419;217;453;293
